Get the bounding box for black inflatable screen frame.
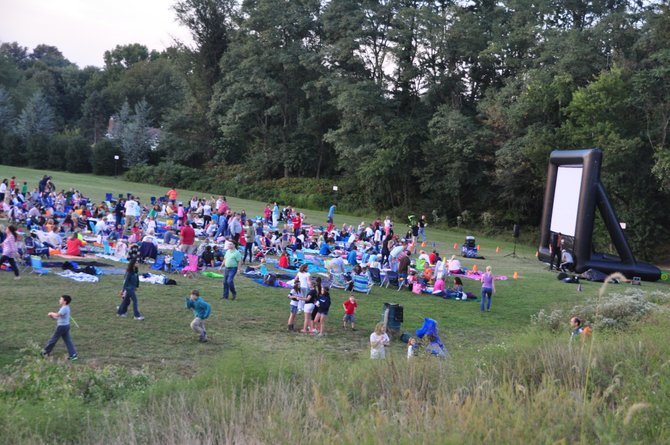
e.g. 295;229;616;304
538;149;660;281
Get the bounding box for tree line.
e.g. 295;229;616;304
0;0;669;259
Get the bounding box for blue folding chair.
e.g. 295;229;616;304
29;256;50;276
103;239;113;255
352;274;373;294
169;250;185;273
152;255;166;271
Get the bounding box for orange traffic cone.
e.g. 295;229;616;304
496;246;500;253
477;244;480;251
472;264;478;273
513;271;519;280
454;243;458;249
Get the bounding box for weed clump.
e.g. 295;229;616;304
531;288;669;332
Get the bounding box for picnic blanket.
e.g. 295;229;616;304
278;264;328;274
98;268;128;275
40;261;111;268
56;270;99;283
453;271;508;281
422;288;477;300
139;273;168;285
251;278;291;288
95;254;129;263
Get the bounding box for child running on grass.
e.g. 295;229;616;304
342;295;357;331
41;295;78;360
185;290;211;342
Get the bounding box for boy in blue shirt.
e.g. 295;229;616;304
41;295;78;360
185;290;212;342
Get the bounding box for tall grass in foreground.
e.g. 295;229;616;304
2;320;668;444
58;314;664;445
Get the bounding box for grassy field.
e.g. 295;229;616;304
1;165;669;444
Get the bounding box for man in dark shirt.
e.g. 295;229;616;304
398;252;411;276
549;232;562;270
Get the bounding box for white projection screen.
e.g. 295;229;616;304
549;165;583;236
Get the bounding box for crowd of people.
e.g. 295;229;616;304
1;173;587;361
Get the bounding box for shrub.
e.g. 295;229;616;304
1;348;154;404
531;288;669;332
91;139;122;176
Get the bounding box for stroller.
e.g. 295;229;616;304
461;235;478;258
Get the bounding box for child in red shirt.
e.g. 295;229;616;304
342;295;358;331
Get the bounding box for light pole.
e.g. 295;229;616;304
114;155;119;176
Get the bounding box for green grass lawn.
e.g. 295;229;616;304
1;165;669;444
2;165;646;370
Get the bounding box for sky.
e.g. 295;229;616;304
0;0;194;68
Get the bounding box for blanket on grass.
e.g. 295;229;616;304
139;273;168;285
95;254;129;263
452;271;508;281
56;270;99;283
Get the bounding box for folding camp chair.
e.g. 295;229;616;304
330;272;351;290
352;274;373;294
382;271;407;290
169;250;186;273
181;254;199;278
367;267;383;286
29;256;49;276
152;255;166;271
292;250;311;267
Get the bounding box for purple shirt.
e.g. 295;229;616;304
481;272;494;289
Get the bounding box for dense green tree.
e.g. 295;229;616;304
16;91;56;140
91;139;123;176
103;43;153;70
109;99;153;167
0;86;15;132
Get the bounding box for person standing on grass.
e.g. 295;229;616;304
480;265;496;312
242;220;255;264
296;263;311;313
185;290;211;342
313;286;331;336
301;280;319;333
287;281;301;331
167;187;177;204
180;222;197;255
328;203;336;224
342;295;358;331
124;195;138;233
272;202;279;228
117;260;144;320
222;241;242;300
1;225;20;280
41;295;78;360
370;322;390;359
